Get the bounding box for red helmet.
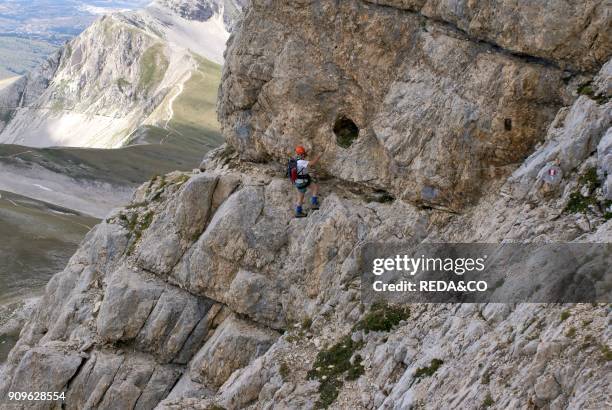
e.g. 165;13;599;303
295;145;306;156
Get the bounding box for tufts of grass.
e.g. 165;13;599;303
577;81;610;104
302;316;313;330
116;77;131;92
414;358;444;380
564;168;606;215
579;167;600;191
175;174;191;186
566;327;576;338
205;405;226;410
582;334;595;350
353;303;410;334
125;201;147;210
279;361;290;380
307;335;365;408
560;310;571;322
149;175;168;201
126;210;154;255
601;344;612;361
482;393;494;408
577;82;594;97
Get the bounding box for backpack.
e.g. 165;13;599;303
287;158;299;183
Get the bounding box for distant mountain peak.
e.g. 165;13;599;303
153;0;247;31
0;0;246;149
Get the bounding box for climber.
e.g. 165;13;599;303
287;145;323;218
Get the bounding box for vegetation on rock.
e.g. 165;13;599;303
414;358;444;380
353;303;410;334
307;335;365;409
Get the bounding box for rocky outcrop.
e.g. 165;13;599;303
1;1;610;410
219;0;610;210
364;0;610;72
2;123;610;408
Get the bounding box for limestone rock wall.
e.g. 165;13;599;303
1;127;610;408
1;1;610;409
219;0;610;210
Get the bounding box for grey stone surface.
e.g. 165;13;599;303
1;2;610;409
189;314;280;388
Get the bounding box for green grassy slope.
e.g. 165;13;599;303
0;190;98;304
0;142;207;187
129;55;224;154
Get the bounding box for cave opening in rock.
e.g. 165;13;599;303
333;116;359;148
504;118;512;131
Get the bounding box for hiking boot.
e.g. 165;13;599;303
310;196;320;210
295;206;307;218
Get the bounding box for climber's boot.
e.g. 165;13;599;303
295;205;307;218
310;196;320;210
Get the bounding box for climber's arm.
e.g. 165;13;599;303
309;148;326;167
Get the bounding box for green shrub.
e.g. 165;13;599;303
579;167;600;191
345;354;364;381
565;192;596;214
564;168;604;214
560;310;571;322
414;358;443;380
577;81;610;104
353;303;410;334
482;393;494;408
307;335;364;408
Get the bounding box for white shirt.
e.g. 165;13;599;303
297;159;309;177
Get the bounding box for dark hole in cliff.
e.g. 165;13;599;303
504;118;512;131
373;190;395;203
333;116;359;148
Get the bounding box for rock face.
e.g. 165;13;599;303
0;0;243;148
219;0;610;210
1;1;611;410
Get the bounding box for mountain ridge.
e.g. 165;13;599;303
0;0;240;149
